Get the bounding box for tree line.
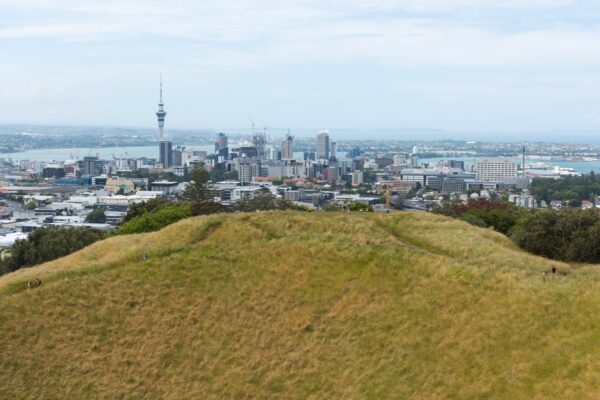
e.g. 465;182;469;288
530;173;600;207
434;198;600;264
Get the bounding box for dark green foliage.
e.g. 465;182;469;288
349;203;374;212
3;227;103;274
183;165;212;203
123;197;171;223
459;212;487;228
191;201;230;216
530;173;600;207
459;208;523;235
513;209;600;263
85;209;106;223
209;167;237;183
234;191;305;212
116;203;192;235
434;198;525;234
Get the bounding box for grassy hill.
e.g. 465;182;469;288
1;211;600;399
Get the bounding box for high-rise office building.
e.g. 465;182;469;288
215;132;228;153
253;131;267;160
330;141;337;159
81;156;100;177
316;130;330;160
475;159;517;181
172;146;185;167
160;140;173;168
304;151;316;161
281;134;294;159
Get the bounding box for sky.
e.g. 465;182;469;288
3;0;600;140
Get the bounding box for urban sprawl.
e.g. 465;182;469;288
0;82;595;249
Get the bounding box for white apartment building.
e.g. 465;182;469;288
351;170;364;186
238;161;261;184
475;159;517;181
316;130;330;160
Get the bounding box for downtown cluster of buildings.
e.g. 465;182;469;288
0;80;590;248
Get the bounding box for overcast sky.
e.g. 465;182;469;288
3;0;600;139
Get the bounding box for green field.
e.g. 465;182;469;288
2;211;600;399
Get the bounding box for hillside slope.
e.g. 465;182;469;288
1;211;600;399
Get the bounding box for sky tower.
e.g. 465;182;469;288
156;75;167;139
156;76;172;168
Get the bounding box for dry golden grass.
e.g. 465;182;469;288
1;211;599;399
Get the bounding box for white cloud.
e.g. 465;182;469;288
0;0;600;67
0;0;598;70
2;0;600;130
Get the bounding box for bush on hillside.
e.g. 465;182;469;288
2;227;104;274
122;197;172;223
434;199;525;234
349;203;374;212
513;209;600;263
115;203;192;235
191;201;231;216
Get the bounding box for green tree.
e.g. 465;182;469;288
513;209;600;263
183;164;212;203
3;227;103;274
26;201;36;210
85;209;107;224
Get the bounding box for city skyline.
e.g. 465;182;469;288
3;1;600;139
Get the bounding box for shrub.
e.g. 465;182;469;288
122;197;171;223
3;227;104;274
116;203;192;235
434;199;524;234
349;203;374;212
513;209;600;263
191;201;230;216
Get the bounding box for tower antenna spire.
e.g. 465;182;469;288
159;73;163;104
